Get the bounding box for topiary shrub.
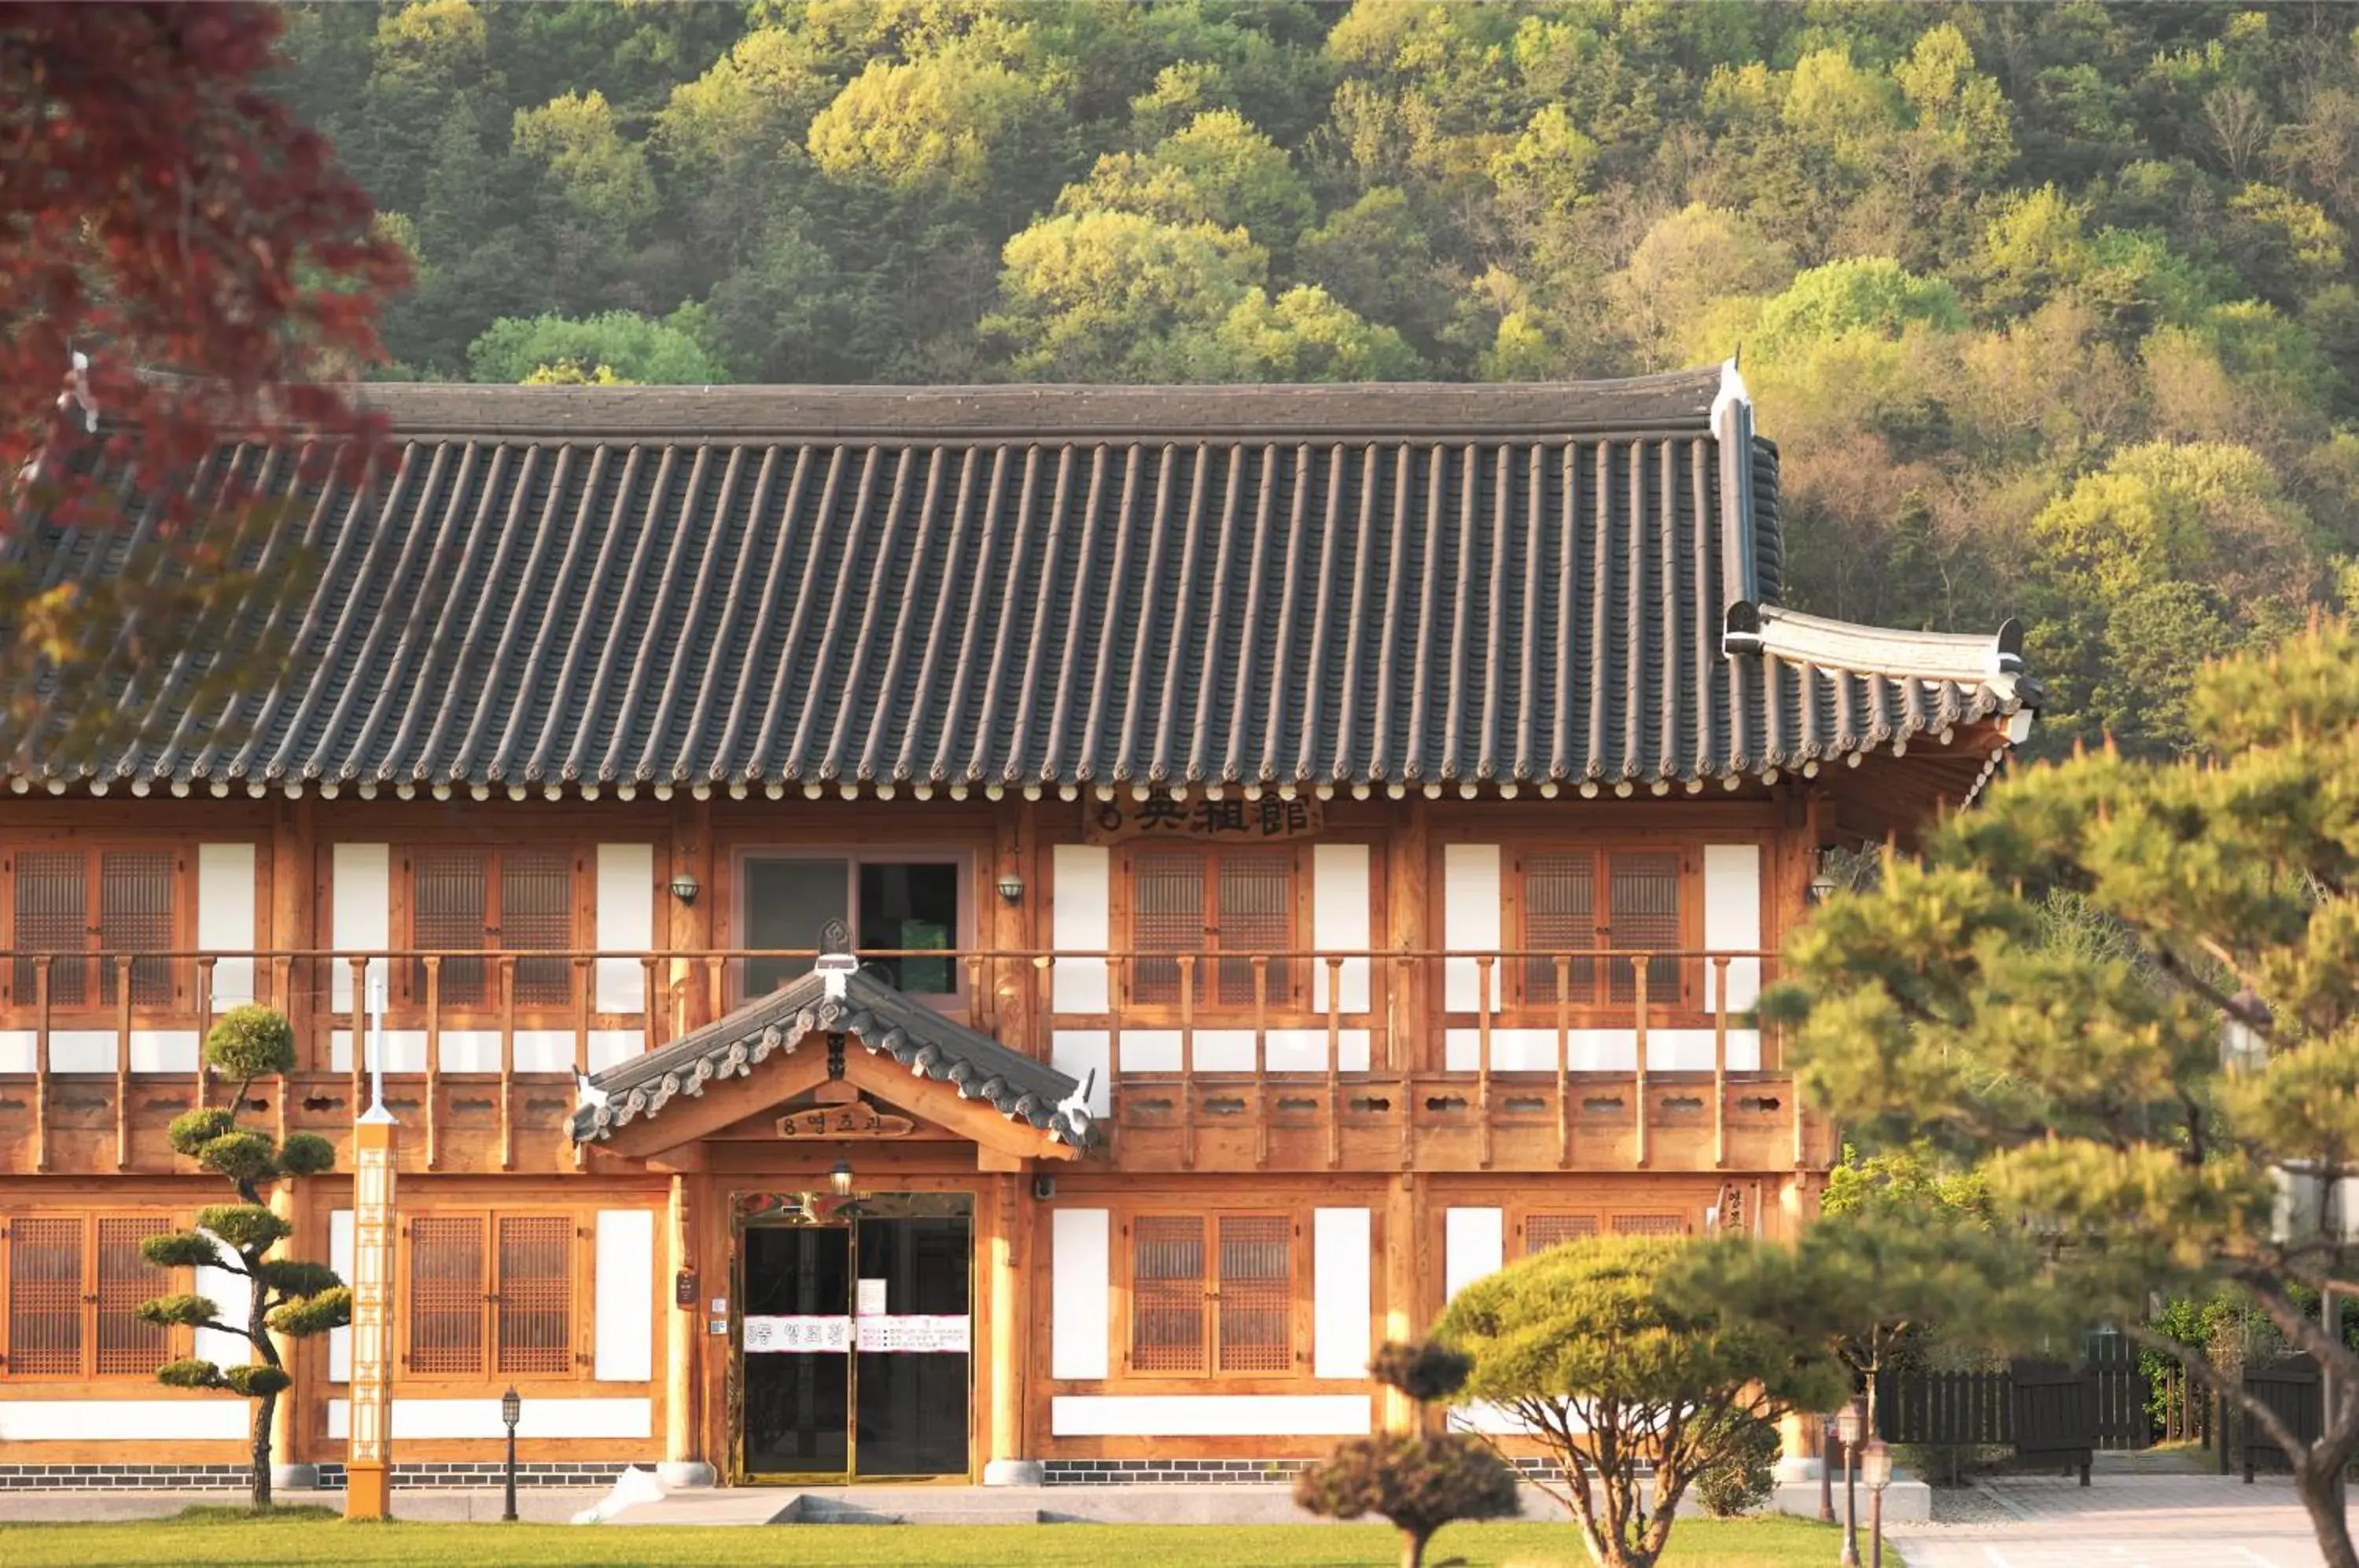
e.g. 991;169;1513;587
1691;1408;1782;1517
134;1006;346;1511
1294;1338;1521;1568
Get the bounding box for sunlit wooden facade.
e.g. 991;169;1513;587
0;370;2031;1489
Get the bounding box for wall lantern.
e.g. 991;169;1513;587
830;1160;855;1198
1806;847;1841;907
995;870;1025;904
668;871;701;905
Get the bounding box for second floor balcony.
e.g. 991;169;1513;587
0;944;1824;1178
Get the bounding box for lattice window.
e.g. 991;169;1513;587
408;1216;486;1375
407;848;578;1010
1215;852;1293;1007
94;1217;170;1375
13;852;87;1008
1127;848;1297;1010
501;852;574;1007
1524;1213;1600;1256
1128;1215;1205;1375
1514;847;1688;1009
1610;1213;1689;1236
495;1216;572;1375
1130;852;1205;1007
99;851;178;1007
6;1218;83;1377
1214;1215;1292;1374
1606;852;1682;1006
1522;852;1597;1002
412;850;491;1008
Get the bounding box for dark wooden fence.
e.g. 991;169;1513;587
2240;1356;2322;1481
1877;1338;2154;1467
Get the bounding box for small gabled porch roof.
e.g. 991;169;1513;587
569;963;1091;1161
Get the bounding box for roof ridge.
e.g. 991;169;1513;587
351;369;1731;442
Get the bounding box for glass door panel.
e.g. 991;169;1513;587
742;858;850;997
740;1225;852;1478
853;1215;971;1478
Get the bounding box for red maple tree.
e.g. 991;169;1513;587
0;2;407;755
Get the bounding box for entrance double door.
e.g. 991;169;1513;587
738;1195;972;1481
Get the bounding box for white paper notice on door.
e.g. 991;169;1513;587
856;1278;888;1316
856;1315;972;1354
742;1314;852;1353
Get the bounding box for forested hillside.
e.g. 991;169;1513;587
274;2;2359;758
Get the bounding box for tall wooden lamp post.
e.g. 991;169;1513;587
347;970;398;1520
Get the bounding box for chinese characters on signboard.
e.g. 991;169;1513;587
775;1105;916;1139
1084;793;1323;845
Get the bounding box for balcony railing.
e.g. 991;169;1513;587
0;947;1815;1176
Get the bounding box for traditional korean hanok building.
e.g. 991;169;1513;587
0;367;2032;1493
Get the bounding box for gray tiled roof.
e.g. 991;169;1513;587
569;963;1090;1147
16;367;2033;795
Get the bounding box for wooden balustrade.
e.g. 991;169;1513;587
0;944;1821;1176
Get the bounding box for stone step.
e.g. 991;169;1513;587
778;1492;1045;1526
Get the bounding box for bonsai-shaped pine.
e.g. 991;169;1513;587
1437;1235;1845;1568
1294;1340;1520;1568
134;1006;347;1510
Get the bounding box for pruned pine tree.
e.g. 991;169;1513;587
1769;618;2359;1568
1293;1340;1521;1568
136;1006;348;1511
1436;1236;1845;1568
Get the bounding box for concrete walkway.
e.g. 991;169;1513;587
1891;1474;2344;1568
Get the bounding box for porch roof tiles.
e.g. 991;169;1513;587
569;963;1091;1149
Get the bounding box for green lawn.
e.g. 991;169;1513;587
0;1508;1870;1567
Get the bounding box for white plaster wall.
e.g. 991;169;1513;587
196;844;257;1007
588;1029;646;1073
595;845;653;1014
330;843;389;1011
193;1245;251;1370
1050;1030;1113;1116
1443;1027;1761;1073
594;1210;655;1382
1702;844;1762;1011
1312;1208;1371;1380
1051;1395;1371;1437
1444;1208;1503;1302
329;1028;425;1076
1312;844;1371;1013
1443;845;1501;1012
0;1401;250;1441
126;1030;199;1074
328;1397;652;1441
1050;1208;1110;1380
1105;1027;1370;1075
1051;845;1110;1012
329;1209;353;1383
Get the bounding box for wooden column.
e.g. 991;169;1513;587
1381;1172;1424;1434
267;1179;311;1484
658;1169;713;1485
981;1170;1040;1483
668;799;713;1036
271;797;317;1058
1385;799;1430;1075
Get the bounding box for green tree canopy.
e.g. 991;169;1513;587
1768;619;2359;1568
467;307;728;384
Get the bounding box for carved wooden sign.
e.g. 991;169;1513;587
1084;793;1322;845
776;1104;916;1139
